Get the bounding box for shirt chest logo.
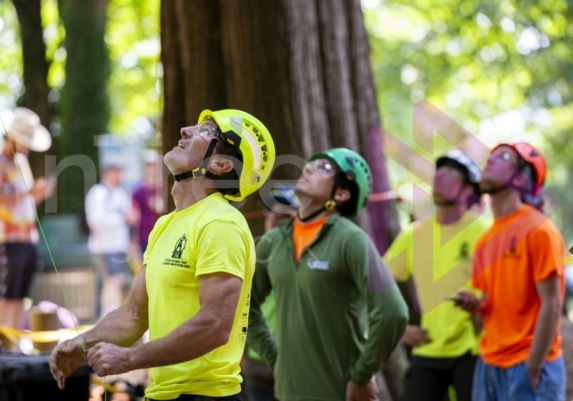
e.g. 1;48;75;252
307;257;330;270
457;241;470;261
162;234;191;268
171;234;188;259
503;236;521;259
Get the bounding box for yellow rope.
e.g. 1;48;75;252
0;324;93;344
90;376;121;395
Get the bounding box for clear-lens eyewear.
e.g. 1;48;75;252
308;159;337;175
493;150;520;168
498;151;512;162
195;121;221;140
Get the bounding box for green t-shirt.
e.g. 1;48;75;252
384;210;489;357
249;214;408;401
144;193;255;399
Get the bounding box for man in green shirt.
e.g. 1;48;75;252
243;186;298;401
249;147;408;401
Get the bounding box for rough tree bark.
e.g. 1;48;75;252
160;1;404;398
160;0;400;241
58;0;110;213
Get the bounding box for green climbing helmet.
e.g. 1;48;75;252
309;147;372;217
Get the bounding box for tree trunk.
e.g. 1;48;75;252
160;0;399;241
161;3;403;398
57;0;110;214
11;0;51;179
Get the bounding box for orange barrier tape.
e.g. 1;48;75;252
368;190;401;203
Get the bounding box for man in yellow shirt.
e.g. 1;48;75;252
49;109;275;401
384;150;488;401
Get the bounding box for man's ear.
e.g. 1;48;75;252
208;155;235;174
334;188;351;203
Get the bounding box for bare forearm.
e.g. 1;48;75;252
83;307;148;349
127;311;231;370
528;302;560;367
84;272;241;374
49;304;148;387
84;270;149;349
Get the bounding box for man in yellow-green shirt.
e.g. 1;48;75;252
384;150;489;401
49;109;276;401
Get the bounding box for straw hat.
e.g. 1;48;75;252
2;107;52;152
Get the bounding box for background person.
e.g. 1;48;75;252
132;150;164;255
384;150;488;401
131;149;165;274
85;161;138;318
49;109;275;401
0;107;55;331
248;147;408;401
456;142;566;401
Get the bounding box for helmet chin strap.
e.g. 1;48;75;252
297;206;326;222
433;184;474;207
297;175;340;222
172;138;218;182
480;169;523;195
480;185;508;195
434;199;457;207
173;171;193;182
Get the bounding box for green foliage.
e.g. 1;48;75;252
43;0;66;90
106;0;161;136
0;0;161;213
363;0;573;242
0;1;22;109
0;0;160;136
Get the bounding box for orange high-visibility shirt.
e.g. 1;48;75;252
472;205;565;367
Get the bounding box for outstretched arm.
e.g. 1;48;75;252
50;268;149;389
87;271;241;376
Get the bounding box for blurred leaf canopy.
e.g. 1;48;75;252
363;0;573;241
0;0;160;137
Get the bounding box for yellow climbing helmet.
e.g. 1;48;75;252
198;109;276;202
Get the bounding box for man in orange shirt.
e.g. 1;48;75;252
456;142;566;401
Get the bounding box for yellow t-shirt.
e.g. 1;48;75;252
384;210;489;358
144;193;255;399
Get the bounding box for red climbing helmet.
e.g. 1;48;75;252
491;142;547;195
